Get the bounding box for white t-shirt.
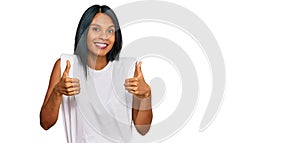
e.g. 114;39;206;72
60;54;135;143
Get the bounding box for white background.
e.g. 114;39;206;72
0;0;299;142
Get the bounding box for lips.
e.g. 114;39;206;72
95;42;108;49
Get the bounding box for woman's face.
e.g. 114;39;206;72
87;12;115;58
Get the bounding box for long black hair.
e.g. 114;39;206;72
74;5;122;75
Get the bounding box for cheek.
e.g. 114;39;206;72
87;32;95;42
109;39;115;50
87;33;95;48
109;35;116;45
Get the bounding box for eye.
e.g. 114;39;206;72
92;26;100;32
107;29;115;34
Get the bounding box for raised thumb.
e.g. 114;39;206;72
134;61;143;77
63;60;71;77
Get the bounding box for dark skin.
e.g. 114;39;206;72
40;59;79;130
125;61;153;135
40;12;152;135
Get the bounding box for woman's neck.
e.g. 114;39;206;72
87;53;108;70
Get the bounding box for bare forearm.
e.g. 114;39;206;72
135;96;152;122
134;109;153;125
126;61;153;135
40;89;62;130
133;96;153;135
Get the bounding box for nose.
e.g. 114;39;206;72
98;32;109;41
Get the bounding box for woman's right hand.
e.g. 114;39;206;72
54;60;80;96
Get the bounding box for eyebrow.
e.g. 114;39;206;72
90;24;115;28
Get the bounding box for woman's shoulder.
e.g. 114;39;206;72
112;57;136;77
113;57;136;70
54;58;61;67
60;54;78;62
113;57;136;66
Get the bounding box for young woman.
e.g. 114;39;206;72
40;5;152;143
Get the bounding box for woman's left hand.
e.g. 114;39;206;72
124;61;151;98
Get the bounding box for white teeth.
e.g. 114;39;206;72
96;43;107;47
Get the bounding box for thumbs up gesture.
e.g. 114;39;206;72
124;61;151;98
55;60;80;96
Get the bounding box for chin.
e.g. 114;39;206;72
96;50;110;57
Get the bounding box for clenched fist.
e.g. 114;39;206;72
55;60;80;96
124;61;151;98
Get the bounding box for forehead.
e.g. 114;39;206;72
91;12;114;26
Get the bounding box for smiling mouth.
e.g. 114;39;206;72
95;42;108;49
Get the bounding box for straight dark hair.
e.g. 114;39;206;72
74;5;122;76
